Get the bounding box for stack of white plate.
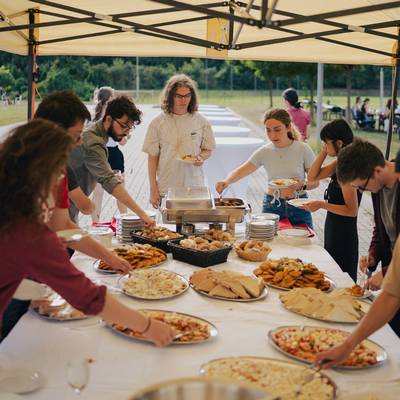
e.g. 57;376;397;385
250;213;280;235
116;212;157;243
246;220;275;240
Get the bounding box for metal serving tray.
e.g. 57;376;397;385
165;187;213;209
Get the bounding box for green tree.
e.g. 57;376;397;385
0;66;15;92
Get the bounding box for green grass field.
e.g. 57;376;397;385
1;92;397;158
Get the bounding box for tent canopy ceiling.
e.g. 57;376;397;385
0;0;399;65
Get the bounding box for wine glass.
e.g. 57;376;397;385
66;359;90;394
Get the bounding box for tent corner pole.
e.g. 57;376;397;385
384;29;400;160
27;8;36;120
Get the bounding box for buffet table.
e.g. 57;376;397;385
212;126;251;137
1;233;400;399
204;137;265;198
206;116;242;126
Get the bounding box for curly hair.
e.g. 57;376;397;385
94;86;114;121
0;119;73;234
336;138;385;185
263;108;301;140
160;74;199;114
35;91;91;129
103;95;142;126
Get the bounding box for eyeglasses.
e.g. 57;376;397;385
113;119;133;132
357;175;372;192
174;92;192;99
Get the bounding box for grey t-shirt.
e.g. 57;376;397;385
380;180;399;249
248;140;315;181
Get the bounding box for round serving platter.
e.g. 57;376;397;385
268;325;387;370
262;275;336;292
118;270;189;300
93;258;167;275
190;282;268;302
279;296;371;324
200;356;337;399
107;309;218;345
268;178;297;190
30;306;90;322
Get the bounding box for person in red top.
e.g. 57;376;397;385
282;88;311;142
0;119;175;346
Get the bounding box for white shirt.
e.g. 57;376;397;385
143;112;216;195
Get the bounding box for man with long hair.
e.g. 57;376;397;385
143;74;216;208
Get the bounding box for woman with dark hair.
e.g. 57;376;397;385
282;88;311;142
143;74;216;208
0;119;174;345
216;108;318;228
301;119;361;281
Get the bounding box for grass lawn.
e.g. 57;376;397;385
1;91;397;158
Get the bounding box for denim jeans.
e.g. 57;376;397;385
262;193;313;229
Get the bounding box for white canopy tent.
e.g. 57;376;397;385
0;0;399;154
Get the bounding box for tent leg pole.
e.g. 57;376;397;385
385;32;400;160
27;9;36;120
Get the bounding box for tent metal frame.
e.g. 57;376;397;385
0;0;399;156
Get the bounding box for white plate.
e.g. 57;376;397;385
268;179;297;189
0;369;44;394
56;229;88;242
287;198;312;208
176;156;197;164
279;228;309;237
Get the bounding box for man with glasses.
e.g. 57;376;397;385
336;138;400;335
143;74;215;208
69;95;154;226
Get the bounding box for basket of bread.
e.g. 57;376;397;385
235;240;272;262
169;235;232;267
131;226;184;252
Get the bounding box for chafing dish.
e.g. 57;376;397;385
166;187;213;209
130;377;269;400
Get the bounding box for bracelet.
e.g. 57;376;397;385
139;317;152;334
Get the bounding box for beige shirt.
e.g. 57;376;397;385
143;111;216;195
382;236;400;298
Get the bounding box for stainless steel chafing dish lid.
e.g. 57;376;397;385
166;186;213;209
129;377;269;400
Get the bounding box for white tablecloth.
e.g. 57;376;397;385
200;111;235;118
212;126;251;137
198;105;224;110
204;137;264;198
1;235;399;399
206;116;242;126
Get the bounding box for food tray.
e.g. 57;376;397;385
190;283;268;302
213;197;246;209
168;241;232;267
200;356;337;399
130;231;184;253
268;325;387;370
165;187;213;209
264;275;336;292
107;309;218;345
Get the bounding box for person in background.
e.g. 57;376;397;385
282;88;311;142
69;95;154;225
0;119;174;346
91;87;128;221
315;153;400;368
351;96;362;116
336;138;400;335
143;74;216;209
300;120;361;282
216;108;318;228
360;98;376;130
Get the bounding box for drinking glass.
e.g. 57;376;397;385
66;359;90;394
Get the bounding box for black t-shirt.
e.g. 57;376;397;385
67;166;79;192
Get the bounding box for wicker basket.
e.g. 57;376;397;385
235;247;271;262
131;231;184;253
168;241;232;267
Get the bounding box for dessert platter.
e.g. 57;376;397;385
269;325;386;369
235;239;272;262
31;291;88;321
201;356;337;399
190;269;268;302
118;269;189;300
108;310;218;345
254;257;334;291
94;244;167;274
279;287;371;323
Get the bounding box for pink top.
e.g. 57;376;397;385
287;107;311;140
0;221;106;323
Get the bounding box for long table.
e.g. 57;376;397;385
1;234;400;399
